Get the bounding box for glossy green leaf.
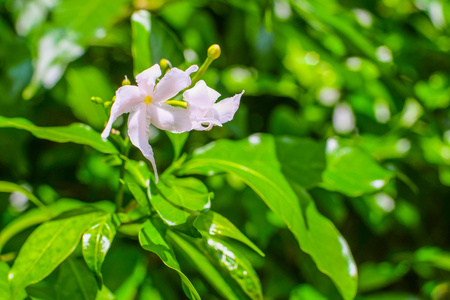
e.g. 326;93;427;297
0;199;108;252
358;262;409;292
125;159;152;188
158;176;210;211
147;181;190;226
320;138;393;197
168;231;241;300
82;214;118;287
181;134;358;300
138;219;200;300
275;137;326;189
56;258;98;300
0;181;47;211
126;181;151;215
8;211;105;298
0;116;118;154
0;261;11;300
132;10;152;75
203;236;263;300
194;211;264;257
166;132;189;161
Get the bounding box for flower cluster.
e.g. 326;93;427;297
101;64;244;182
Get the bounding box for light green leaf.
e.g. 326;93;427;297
0;198;106;252
181;134;358;300
168;231;240;300
203;236;263;300
166;132;189;161
8;210;105;298
0;181;47;211
132;10;152;76
0;116;118;154
194;211;264;257
82;214;118;287
289;284;327;300
56;258;98;300
138;219;200;300
275;136;326;189
147;181;190;226
0;261;11;300
320;138;393;197
95;286;116;300
158;176;210;212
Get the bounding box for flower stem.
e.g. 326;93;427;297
116;135;131;212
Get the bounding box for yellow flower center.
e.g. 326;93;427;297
144;96;152;105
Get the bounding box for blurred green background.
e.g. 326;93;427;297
1;0;450;299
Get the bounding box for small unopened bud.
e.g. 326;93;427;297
122;75;131;86
91;96;103;104
207;44;221;60
104;101;113;109
159;58;172;70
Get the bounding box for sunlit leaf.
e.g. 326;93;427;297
0;261;11;300
168;231;241;300
289;284;327;300
8;210;105;298
320;138;393;197
138;219;200;300
82;214;118;287
358;262;409;292
181;134;358;300
126;181;151;214
0;116;118;154
0;181;47;211
194;211;264;257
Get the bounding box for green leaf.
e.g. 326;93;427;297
8;211;105;298
158;176;210;211
166;132;189;161
289;284;327;300
65;66;110;130
0;181;47;211
131;10;152;76
275;137;326;189
82;214;118;287
320;138;393;197
168;231;241;300
194;211;264;257
126;181;151;215
0;198;104;252
138;219;200;300
0;261;11;300
203;236;263;300
358;262;409;293
0;116;118;154
56;258;98;300
147;181;190;226
181;134;358;300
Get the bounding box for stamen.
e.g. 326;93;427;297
144;96;152;105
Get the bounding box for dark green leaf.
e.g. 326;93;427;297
181;134;358;300
0;116;118;154
194;211;264;257
138;219;200;300
56;258;98;300
8;211;105;297
166;132;189;161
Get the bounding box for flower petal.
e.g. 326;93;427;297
101;85;142;139
127;106;159;183
136;64;162;96
213;90;244;123
149;103;193;133
184;80;220;107
152;65;198;103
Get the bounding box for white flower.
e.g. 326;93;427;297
163;80;244;133
101;64;198;183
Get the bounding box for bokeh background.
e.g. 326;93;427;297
1;0;450;299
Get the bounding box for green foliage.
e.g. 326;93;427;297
1;0;450;299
